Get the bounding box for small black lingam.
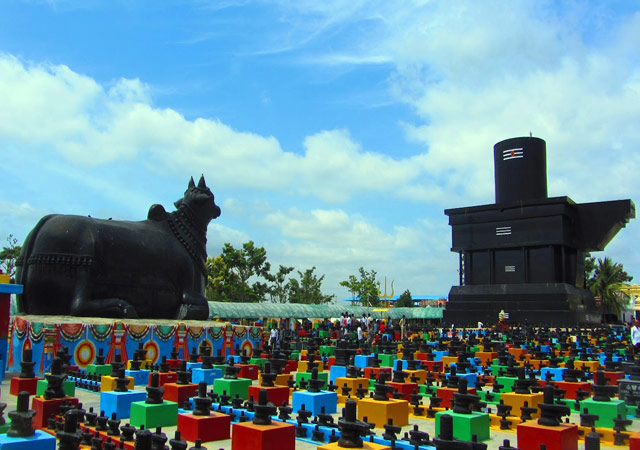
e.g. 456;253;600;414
513;367;533;395
252;389;276;426
592;370;617;402
192;382;212;416
336;399;370;448
433;413;487;450
158;356;170;373
7;391;36;438
372;372;394;401
107;412;120;437
452;378;480;414
306;368;325;393
446;366;460;389
223;361;240;380
260;362;276;387
537;384;570;427
175;361;191;385
169;431;188;450
200;354;213;370
146;373;164;404
189;347;199;363
391;360;408;383
121;423;136;441
114;368;130;393
44;357;67;400
95;348;106;366
134;425;153;450
151;426;168;450
19;348;36;379
57;411;82;450
109;353;124;378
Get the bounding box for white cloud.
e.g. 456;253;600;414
263;207;457;296
0;54;439;205
0;201;51;242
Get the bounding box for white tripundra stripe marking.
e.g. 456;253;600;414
496;226;512;235
505;265;516;272
502;148;524;160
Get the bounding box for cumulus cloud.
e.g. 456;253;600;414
263;207;457;296
270;1;640;204
0;54;441;205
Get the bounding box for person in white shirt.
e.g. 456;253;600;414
269;327;278;349
632;320;640;353
357;325;364;347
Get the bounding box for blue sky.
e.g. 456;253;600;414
1;0;640;301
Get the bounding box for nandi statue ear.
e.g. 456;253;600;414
188;177;196;189
198;175;207;189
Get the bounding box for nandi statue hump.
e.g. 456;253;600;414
16;176;221;320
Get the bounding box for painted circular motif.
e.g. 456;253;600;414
241;339;253;358
144;341;160;364
74;340;96;368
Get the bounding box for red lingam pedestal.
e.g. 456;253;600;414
386;382;418;401
517;422;578;450
162;382;198;405
248;385;289;407
177;412;231;442
32;396;80;429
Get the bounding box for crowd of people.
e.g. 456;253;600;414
267;312;410;349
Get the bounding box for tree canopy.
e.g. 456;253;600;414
205;241;271;303
0;235;21;281
288;267;335;304
395;289;414;307
340;267;380;307
205;241;334;304
585;256;633;321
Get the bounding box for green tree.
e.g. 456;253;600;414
288;267;335;304
205;241;272;302
266;265;294;303
395;289;414;307
586;256;633;321
0;234;21;281
340;267;380;307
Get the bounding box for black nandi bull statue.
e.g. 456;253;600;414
15;176;221;320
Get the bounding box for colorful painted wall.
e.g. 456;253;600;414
8;317;264;375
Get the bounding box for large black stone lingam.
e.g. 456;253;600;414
16;176;221;320
444;137;634;325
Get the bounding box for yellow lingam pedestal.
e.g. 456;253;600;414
357;374;409;428
297;359;324;373
501;392;544;419
335;376;369;395
404;369;427;385
100;375;134;392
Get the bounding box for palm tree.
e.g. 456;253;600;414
586;257;633;322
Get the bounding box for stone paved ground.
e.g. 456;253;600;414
2;374;639;450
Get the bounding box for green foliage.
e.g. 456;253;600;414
0;234;21;281
205;242;334;304
266;265;294;303
288;266;335;304
205;241;272;302
586;256;633;320
340;267;380;307
395;289;413;307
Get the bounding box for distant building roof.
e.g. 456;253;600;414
343;294;446;303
